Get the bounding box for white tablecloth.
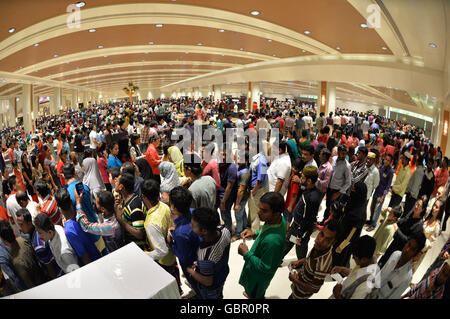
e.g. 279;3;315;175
5;242;180;299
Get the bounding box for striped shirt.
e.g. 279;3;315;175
291;247;333;299
405;268;445;299
316;161;333;193
122;194;147;249
41;195;62;226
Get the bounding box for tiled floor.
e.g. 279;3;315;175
178;191;450;299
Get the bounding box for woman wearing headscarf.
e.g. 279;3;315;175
159;161;180;204
167;143;185;178
82;149;106;201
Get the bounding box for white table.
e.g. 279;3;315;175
5;243;180;299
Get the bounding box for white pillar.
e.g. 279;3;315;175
22;84;33;134
71;89;78;110
214;85;222;102
251;82;261;109
32;90;39;124
51;88;60;115
8;97;15;127
326;82;336;115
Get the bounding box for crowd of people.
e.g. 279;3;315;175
0;97;449;299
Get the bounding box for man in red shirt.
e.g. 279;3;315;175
253;102;258;112
56;149;68;186
145;135;162;183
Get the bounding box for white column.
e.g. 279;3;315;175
32;90;39;124
214;85;222;102
8;97;15;127
326;82;336;115
71;89;78;110
22;84;33;134
251;82;261;109
52;87;61;115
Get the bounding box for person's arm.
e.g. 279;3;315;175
76;205;116;236
287;183;300;212
274;178;284;194
243;234;283;275
115;206;145;240
251;180;262;195
186;265;213;287
234;184;246;211
80;253;91;266
145;224;169;261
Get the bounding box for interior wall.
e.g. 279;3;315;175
336;100;381;114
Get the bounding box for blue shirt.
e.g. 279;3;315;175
64;218;102;264
108;155;122;169
97;131;106;144
374;165;394;197
67;180;100;243
219;163;238;203
32;229;61;276
0;238;25;290
169;211;201;271
250;154;268;188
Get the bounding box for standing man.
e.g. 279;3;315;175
288;220;339;299
267;141;292;196
320;145;352;224
315;112;325;139
389;152;412;208
364;152;380;216
367;154;394;231
282;166;321;261
316;148;333;202
88;124;98;158
238;192;287;299
404;155;425;214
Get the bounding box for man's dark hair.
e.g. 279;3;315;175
97;191;115;214
109;167;121;179
324;218;339;236
109;141;119;153
321;148;332;161
169;186;193;216
141;179;160;203
292;158;303;170
84;148;94;159
62;163;75;180
352;235;376;260
121;161;136;176
119;173;135;194
16;208;32;223
303;144;315;157
358;146;368;157
259;192;285;214
54;187;73;212
183;154;203;176
34;213;56;232
279;141;287;153
409;230;427;256
35;180;51;198
0;220;15;243
7;175;17;191
15;191;29;204
192;207;220;233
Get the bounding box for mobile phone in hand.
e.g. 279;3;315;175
75;182;85;195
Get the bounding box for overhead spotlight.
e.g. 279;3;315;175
267;39;273;42
240;48;244;51
75;1;86;8
250;11;260;16
218;29;225;33
197;43;203;46
336;46;341;50
54;54;59;57
8;27;16;33
304;30;311;35
98;45;103;49
381;46;387;50
360;23;368;28
155;24;163;28
302;49;307;53
88;28;96;32
272;54;277;57
429;43;437;48
18;66;23;69
34;43;40;47
148;41;154;45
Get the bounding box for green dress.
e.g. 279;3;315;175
373;209;396;256
287;139;300;159
298;139;310;151
239;216;287;299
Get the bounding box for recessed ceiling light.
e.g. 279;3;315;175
103;55;108;57
250;11;260;16
272;54;277;57
429;43;437;48
240;48;244;51
360;23;368;28
148;41;154;45
88;28;96;33
75;1;86;8
54;54;59;57
304;30;311;35
8;27;16;33
336;46;341;50
98;45;103;49
66;62;70;64
221;54;225;56
34;43;40;47
155;24;163;28
218;29;225;33
185;52;189;54
267;39;273;42
381;46;387;50
302;49;307;53
197;43;203;46
18;66;23;69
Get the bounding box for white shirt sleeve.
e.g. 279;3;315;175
146;224;169;261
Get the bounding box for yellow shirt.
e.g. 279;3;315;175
392;165;411;197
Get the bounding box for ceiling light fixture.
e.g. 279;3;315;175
272;54;277;57
148;41;154;45
240;48;244;51
336;46;341;50
360;23;368;28
155;24;163;28
304;30;311;35
98;45;103;49
218;29;225;33
250;11;260;16
381;46;387;50
429;43;437;48
88;28;96;32
34;43;40;47
54;54;59;57
267;39;273;42
8;27;16;33
197;43;203;46
302;49;307;53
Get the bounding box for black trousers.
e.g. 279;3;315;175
388;192;403;208
322;188;340;222
282;222;312;260
403;193;417;216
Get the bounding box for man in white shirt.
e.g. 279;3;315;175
333;112;341;131
303;112;313;138
365;152;380;204
15;191;40;221
331;235;379;299
267;142;292;196
6;175;29;236
89;124;98;153
377;232;426;299
34;213;80;274
301;145;318;169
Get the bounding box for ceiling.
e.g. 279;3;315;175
0;0;447;115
